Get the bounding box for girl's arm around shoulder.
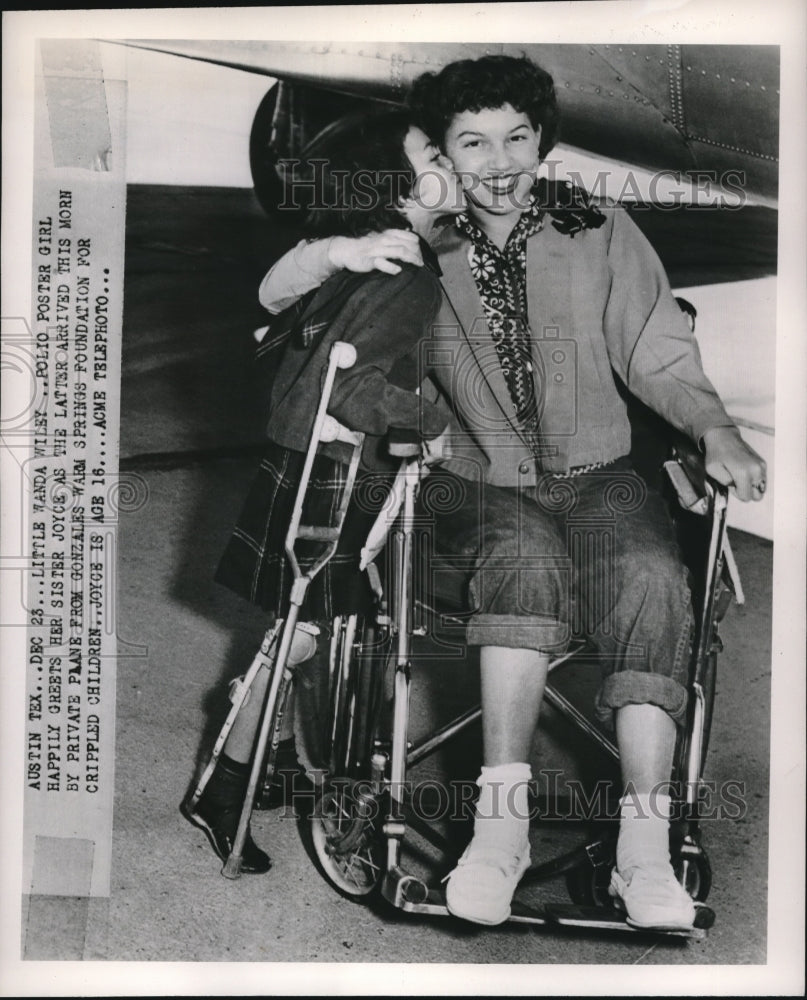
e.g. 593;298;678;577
258;231;424;314
259;238;334;314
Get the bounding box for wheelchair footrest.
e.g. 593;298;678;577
390;888;711;938
540;902;711;938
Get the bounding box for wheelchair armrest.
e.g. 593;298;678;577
664;430;729;514
320;415;363;447
664;459;708;515
669;430;707;494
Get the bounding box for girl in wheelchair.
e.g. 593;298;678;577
252;54;768;934
183;110;462;875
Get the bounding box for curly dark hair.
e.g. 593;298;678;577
408;54;559;159
304;109;415;239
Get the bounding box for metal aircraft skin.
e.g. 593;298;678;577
124;39;779;208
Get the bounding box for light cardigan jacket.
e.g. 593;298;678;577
423;206;734;486
259;207;734;487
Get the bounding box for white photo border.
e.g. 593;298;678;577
2;3;805;996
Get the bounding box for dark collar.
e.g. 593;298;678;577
419;235;442;277
450;181;607;244
534;178;607;236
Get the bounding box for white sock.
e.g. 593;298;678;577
470;762;532;854
616;791;673;875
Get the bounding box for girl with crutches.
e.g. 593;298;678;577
182;110;463;872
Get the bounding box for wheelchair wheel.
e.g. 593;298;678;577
322;615;390;778
567;840;712;907
566;852;615;908
673;845;712;902
309;614;391;900
697;647;718;774
310;779;384;900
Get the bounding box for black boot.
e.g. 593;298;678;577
182;755;271;874
256;738;315;812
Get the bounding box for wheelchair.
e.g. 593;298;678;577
189;342;742;940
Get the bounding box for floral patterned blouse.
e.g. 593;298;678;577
454;198;546;454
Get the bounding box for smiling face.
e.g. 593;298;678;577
402;125;466;216
443;104;541;222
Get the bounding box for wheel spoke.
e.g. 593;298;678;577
311;783;384;898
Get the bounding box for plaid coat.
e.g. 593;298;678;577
216;253;448;619
215;441;394;618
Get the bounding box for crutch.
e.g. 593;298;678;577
221;340;365;878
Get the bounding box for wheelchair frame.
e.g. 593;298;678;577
191;342;740;939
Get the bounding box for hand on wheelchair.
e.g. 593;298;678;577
701;425;767;503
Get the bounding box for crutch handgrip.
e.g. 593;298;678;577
332;341;357;369
388;441;421;457
320;414;363;446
